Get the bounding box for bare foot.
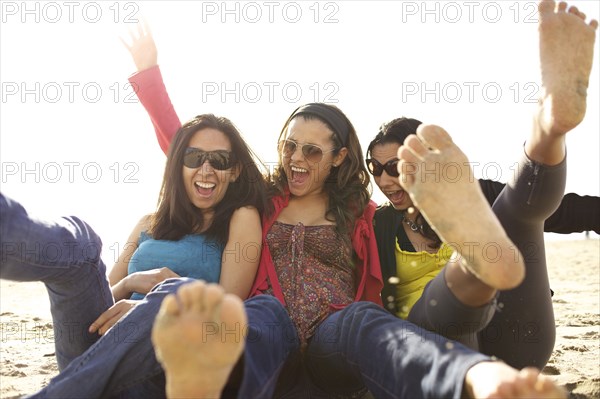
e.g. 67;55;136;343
397;125;525;290
465;362;566;399
529;0;598;164
151;281;246;399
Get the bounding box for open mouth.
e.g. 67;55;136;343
290;166;309;185
386;190;406;206
194;181;216;197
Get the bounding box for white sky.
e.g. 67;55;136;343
1;0;599;266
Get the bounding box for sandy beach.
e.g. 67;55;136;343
1;239;598;398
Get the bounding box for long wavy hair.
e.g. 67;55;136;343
270;104;371;249
149;114;270;244
366;117;442;249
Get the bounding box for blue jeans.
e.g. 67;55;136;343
27;287;489;399
238;296;490;399
27;277;193;399
0;193;175;398
2;193;489;398
0;193;114;370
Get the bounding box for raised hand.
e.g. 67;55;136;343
120;18;158;72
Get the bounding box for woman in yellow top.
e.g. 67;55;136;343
369;116;599;370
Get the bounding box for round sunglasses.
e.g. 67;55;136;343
278;139;337;163
366;158;400;177
183;148;235;170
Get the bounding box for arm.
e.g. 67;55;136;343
108;214;151;301
478;179;600;234
122;20;182;154
91;215;180;335
129;66;182;154
544;193;599;234
219;206;262;299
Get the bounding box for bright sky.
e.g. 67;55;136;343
1;0;599;266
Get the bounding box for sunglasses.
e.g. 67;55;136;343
278;139;337;163
183;148;235;170
366;158;400;177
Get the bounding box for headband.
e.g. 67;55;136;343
288;103;350;146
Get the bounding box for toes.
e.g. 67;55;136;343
161;294;181;317
416;124;454;150
397;145;419;164
203;284;226;320
397;158;417;188
557;2;568;12
567;5;578;15
179;280;207;313
519;367;540;387
590;19;598;30
538;0;555;16
403;135;428;158
397;144;419;187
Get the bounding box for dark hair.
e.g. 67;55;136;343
366;117;422;159
150;114;270;244
270;104;371;248
367;117;442;249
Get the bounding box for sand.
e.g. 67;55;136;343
1;239;599;398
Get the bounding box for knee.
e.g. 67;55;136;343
64;216;103;265
330;302;389;331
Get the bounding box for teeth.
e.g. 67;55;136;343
195;182;215;189
291;166;308;173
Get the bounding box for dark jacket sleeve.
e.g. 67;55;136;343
478;179;599;234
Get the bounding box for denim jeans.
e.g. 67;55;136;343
238;296;490;399
0;193;177;398
0;193;114;370
26;277;194;399
2;192;490;398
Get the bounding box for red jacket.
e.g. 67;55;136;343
251;193;383;307
130;66;383;307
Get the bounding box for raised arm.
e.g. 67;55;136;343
122;21;182;154
219;206;262;299
479;179;599;234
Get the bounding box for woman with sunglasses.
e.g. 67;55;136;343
86;113;269;336
367;115;599;370
1;113;269;392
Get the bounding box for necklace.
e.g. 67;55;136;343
401;211;424;233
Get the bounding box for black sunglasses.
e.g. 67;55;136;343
366;158;399;177
278;139;336;163
183;148;235;170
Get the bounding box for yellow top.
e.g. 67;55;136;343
394;241;453;319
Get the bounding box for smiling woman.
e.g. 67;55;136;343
182;129;239;214
0;113;269;396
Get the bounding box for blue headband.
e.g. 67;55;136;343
288;103;350;146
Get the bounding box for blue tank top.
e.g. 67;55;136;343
128;231;224;300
